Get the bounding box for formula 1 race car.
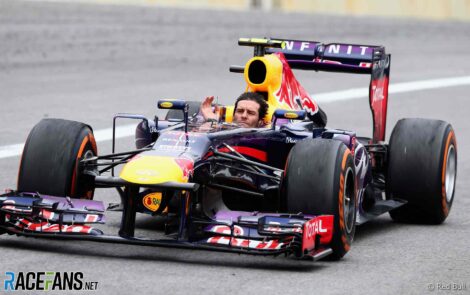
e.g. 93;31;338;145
0;38;457;260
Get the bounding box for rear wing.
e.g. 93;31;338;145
265;38;386;74
235;37;391;142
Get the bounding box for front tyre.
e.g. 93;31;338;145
387;118;457;224
17;118;97;199
284;139;356;260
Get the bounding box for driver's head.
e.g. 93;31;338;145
233;92;268;128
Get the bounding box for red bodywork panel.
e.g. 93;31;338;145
302;215;334;254
369;56;391;142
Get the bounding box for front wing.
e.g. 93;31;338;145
0;191;334;260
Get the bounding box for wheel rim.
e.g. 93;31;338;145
343;167;355;233
445;144;456;203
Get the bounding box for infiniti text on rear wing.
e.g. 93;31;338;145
266;38;391;143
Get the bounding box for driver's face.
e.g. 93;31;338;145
233;100;261;128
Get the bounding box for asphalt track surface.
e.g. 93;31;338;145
1;1;470;294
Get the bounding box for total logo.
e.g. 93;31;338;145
304;219;327;239
372;85;384;102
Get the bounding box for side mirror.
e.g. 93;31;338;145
272;109;306;129
157;99;187;110
273;109;306;120
157;99;189;132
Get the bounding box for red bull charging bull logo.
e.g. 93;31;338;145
274;52;319;116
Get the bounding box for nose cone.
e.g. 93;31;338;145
120;155;193;185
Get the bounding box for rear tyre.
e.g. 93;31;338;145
17;118;97;199
387;118;457;224
284;138;356;260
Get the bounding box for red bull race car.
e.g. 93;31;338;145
0;38;457;260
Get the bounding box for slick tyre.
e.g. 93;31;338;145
18;118;98;199
284;138;356;260
387;118;457;224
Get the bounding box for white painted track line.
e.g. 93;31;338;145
0;144;24;160
1;75;470;159
0;125;138;160
314;75;470;103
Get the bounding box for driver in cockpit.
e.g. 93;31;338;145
200;92;268;128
